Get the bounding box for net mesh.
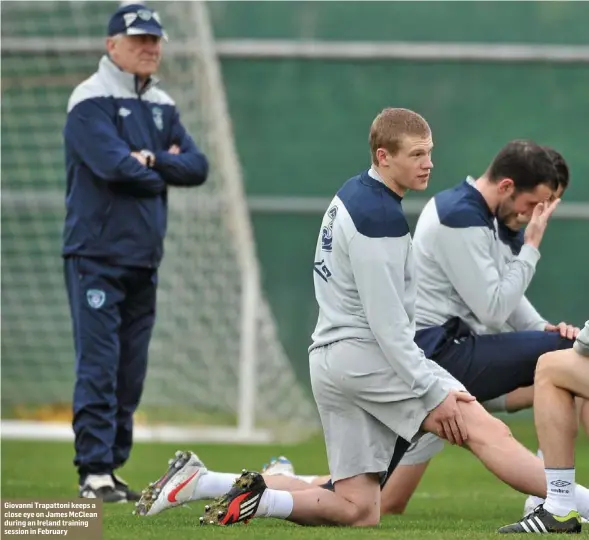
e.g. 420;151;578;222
1;0;318;435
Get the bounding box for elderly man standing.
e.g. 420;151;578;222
62;3;208;502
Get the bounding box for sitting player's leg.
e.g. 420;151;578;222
483;388;534;415
498;345;589;533
423;396;589;525
504;386;534;412
579;397;589;441
535;350;589;512
423;326;574;404
380;433;442;515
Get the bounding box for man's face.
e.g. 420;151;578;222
107;34;162;78
496;181;553;224
380;135;434;192
501;183;564;231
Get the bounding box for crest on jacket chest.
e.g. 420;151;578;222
152;106;163;131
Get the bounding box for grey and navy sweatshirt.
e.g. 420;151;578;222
310;168;449;411
413;178;541;335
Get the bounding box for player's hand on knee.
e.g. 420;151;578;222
426;391;475;446
545;321;580;340
523;198;560;249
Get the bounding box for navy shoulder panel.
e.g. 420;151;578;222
337;170;409;238
434;180;495;230
497;221;524;255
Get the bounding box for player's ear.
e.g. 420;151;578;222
106;37;116;54
376;147;388;166
497;177;515;195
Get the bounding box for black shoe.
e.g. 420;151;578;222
199;470;267;526
79;474;127;503
498;504;582;534
112;473;141;501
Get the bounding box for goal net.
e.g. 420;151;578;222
1;0;319;442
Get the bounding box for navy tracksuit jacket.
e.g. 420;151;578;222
62;55;208;478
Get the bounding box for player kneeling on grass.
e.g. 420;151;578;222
134;109;589;528
498;320;589;534
128;147;582;519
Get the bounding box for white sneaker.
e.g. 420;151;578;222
79;474;127;503
134;451;207;516
523;495;541;517
523;495;588;524
260;456;295;476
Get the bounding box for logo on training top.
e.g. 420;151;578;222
321;205;338;252
152;107;163;131
87;289;106;309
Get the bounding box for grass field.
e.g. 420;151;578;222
2;418;588;539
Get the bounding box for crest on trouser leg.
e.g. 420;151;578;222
87;289;106;309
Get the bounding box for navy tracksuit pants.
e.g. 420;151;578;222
415;317;575;402
64;256;157;481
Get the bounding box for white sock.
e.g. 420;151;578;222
193;472;237;500
543;468;576;517
295;475;318;484
574;484;589;520
255;489;294;519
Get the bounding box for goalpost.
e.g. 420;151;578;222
1;1;319;443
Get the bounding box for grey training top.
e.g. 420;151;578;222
310;168;448;411
574;320;589;357
496;221;547;332
413;178;541;335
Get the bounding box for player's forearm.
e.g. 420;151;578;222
438;228;539;331
481;245;541;327
350;233;449;406
506;295;547;332
109;155;167;194
153;151;209;187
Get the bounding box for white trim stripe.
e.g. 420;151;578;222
238;494;260;520
527;518;540;533
534;516;548;533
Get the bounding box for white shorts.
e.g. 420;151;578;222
309;338;464;483
399;433;444;465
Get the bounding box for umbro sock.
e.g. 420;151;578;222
544;468;576;517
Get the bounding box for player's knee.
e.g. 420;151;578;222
535;352;559;385
535;351;575;390
346;501;380;527
464;402;513;446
